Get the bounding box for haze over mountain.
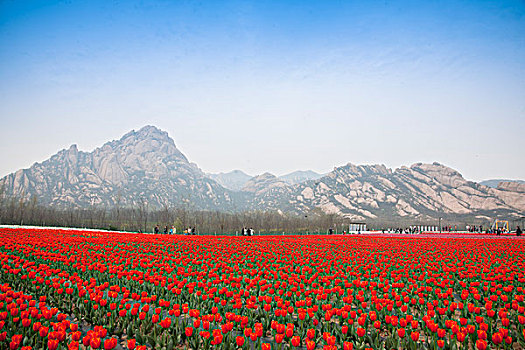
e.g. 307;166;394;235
1;126;523;223
279;170;325;185
206;170;252;192
206;170;324;192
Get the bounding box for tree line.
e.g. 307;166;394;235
0;187;490;234
0;189;354;234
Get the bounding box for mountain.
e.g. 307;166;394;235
248;162;525;222
241;173;288;195
1;126;524;222
279;170;324;185
0;126;239;210
206;170;252;191
479;179;525;188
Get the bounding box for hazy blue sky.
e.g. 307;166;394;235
1;0;524;181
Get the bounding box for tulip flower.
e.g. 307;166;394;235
398;328;406;338
476;339;487;350
185;327;193;337
90;337;101;349
291;336;301;347
47;339;59;350
236;336;245;347
411;331;419;342
104;338;117;350
356;327;365;337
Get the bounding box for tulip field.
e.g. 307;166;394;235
1;228;524;350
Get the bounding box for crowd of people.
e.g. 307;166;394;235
149;223;522;236
153;225;196;235
465;224;483;232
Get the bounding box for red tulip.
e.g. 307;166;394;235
68;341;79;350
397;328;405;338
90;337;101;349
492;332;503;345
160;318;171;329
236;336;244;347
476;339;487;350
104;338;117;350
39;326;49;337
343;342;353;350
185;327;193;337
411;331;419;342
48;339;59;350
291;336;300;347
356;327;365;337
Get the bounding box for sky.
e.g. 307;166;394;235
0;0;524;181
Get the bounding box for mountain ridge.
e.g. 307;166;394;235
1;126;523;222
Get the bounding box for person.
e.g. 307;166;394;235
154;225;159;234
164;226;168;234
517;226;522;237
192;227;196;235
169;226;174;234
249;227;254;236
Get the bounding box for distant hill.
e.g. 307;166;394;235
1;126;524;222
206;170;252;191
479;179;525;188
279;170;324;185
241;173;288;195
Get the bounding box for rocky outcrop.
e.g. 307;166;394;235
497;181;525;193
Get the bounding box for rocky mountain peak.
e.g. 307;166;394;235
100;125;184;160
0;126;239;209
